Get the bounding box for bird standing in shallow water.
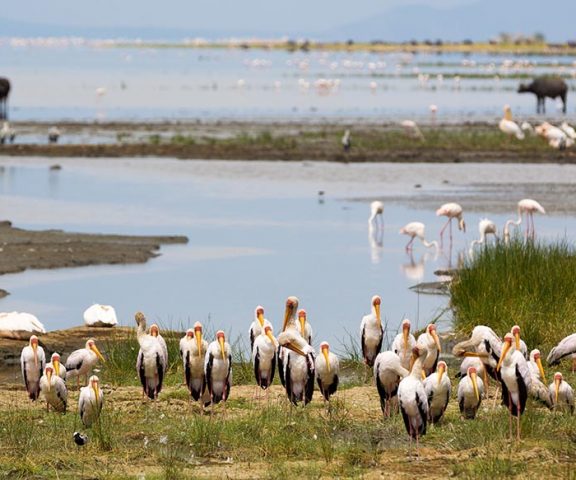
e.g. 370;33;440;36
504;199;545;242
436;202;465;247
399;222;438;252
368;201;384;228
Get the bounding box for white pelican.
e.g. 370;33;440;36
297;309;313;345
498;105;524;140
180;322;209;402
469;219;498;256
252;325;277;392
135;312;167;400
560;121;576;140
360;295;383;367
342;129;351;152
368;201;384;227
399;222;438;252
315;341;339;402
83;304;118;328
423;361;451;424
0;312;46;339
400;120;424;140
204;330;232;406
79;375;103;427
278;296;299;387
549;372;574;413
547;333;576;371
416;324;441;376
277;329;315;405
249;305;271;351
47;352;67;380
436;202;465;245
520;121;535;136
374;351;409;416
65;339;105;387
48;126;61;144
452;325;502;381
496;333;531;440
39;365;67;412
457;366;483;419
391;319;416;370
535;122;573;150
20;335;46;400
398;346;429;450
504;198;545;241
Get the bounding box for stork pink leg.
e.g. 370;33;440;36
405;236;415;251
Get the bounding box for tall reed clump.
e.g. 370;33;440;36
450;239;576;350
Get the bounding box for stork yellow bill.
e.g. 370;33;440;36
194;324;204;358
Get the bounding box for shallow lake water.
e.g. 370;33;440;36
0;157;575;351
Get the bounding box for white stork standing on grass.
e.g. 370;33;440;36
315;341;339;402
549;372;574;413
423;361;451;424
39;365;68;412
360;295;383;367
457;366;483;419
277;329;315;406
79;375;103;427
249;305;271;351
205;330;232;406
297;309;313;345
20;335;46;400
135;312;167;400
252;325;278;394
180;322;209;403
374;351;409;417
391;319;416;370
398;345;429;454
496;333;531;441
65;339;105;388
47;352;66;380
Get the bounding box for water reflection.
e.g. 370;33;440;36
368;224;384;264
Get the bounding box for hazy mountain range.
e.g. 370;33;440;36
1;1;573;42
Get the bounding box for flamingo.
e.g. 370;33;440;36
436;202;466;246
423;361;451;424
457;366;483;419
468;219;498;256
79;375;103;427
20;335;46;400
368;201;384;227
39;365;68;413
504;199;545;242
549;372;574;413
399;222;438;251
315;342;339;402
498;105;524;140
391;319;416;371
360;295;383;367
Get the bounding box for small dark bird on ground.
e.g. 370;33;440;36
73;431;88;446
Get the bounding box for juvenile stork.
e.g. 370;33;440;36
497;333;532;441
549;372;574;413
39;365;67;412
315;341;339;402
398;346;429;453
180;322;209;402
416;324;441;376
20;335;46;400
374;351;409;417
457;366;483;419
252;325;278;394
79;375;103;427
423;361;451;424
135;312;167;400
277;329;315;406
391;319;416;370
204;331;232;406
65;339;105;388
360;295;383;367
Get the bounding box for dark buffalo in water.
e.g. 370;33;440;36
518;77;567;114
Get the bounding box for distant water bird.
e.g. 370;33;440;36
360;295;383;367
79;375;103;427
0;121;15;144
342;129;351;152
205;330;232;406
0;77;10;120
369;81;378;92
457;366;483;419
392;319;417;370
83;304;118;328
535;122;574;150
560;121;576;140
95;87;107;98
315;341;339;402
0;311;46;339
436;202;466;245
135;312;167;400
499;105;524;140
249;305;271;351
401;120;424;140
520;121;535;136
66;339;105;388
180;322;209;403
469;219;498;256
547;333;576;371
416;324;442;376
398;346;429;453
277;329;315;406
399;222;438;252
423;361;451;424
429;104;438;118
504;198;545;241
374;351;409;416
48;126;61;144
21;335;46;400
252;325;277;393
39;365;68;412
368;201;384;227
549;372;574;413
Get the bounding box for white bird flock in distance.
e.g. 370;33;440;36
83;304;118;328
